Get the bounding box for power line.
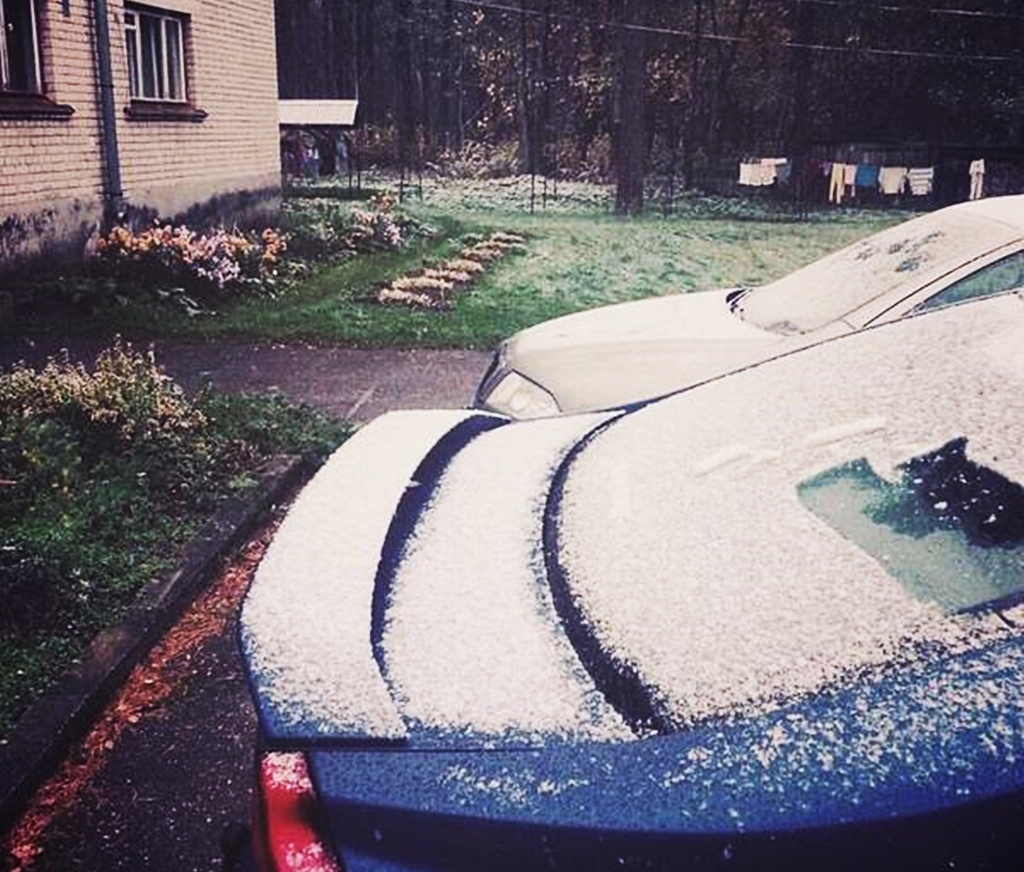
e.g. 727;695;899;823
797;0;1024;22
451;0;1024;63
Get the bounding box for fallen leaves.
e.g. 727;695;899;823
377;231;527;310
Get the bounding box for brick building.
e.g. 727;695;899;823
0;0;281;276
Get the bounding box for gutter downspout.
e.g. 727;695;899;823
91;0;123;229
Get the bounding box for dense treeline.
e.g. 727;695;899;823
276;0;1024;206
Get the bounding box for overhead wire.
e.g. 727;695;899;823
795;0;1024;22
450;0;1024;63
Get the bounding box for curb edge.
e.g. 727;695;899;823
0;454;310;834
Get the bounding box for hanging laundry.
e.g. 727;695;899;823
738;158;788;186
843;164;857;187
878;166;908;196
829;163;847;204
969;158;985;200
756;160;778;186
760;157;789;185
855;164;879;188
739;161;767;185
907;167;935;196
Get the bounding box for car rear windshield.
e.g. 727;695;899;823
798;437;1024;613
737;212;1016;334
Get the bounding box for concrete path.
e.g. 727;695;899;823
1;336;492;423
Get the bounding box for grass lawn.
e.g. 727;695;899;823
168;199;904;348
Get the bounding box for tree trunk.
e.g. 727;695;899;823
704;0;751;165
786;0;816;158
539;0;553;177
517;0;533;174
396;0;415;178
683;0;703;188
613;0;646;215
440;0;457;151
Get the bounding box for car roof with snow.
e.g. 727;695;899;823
740;194;1024;334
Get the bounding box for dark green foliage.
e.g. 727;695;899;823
278;1;1024;193
198;391;350;468
0;343;349;735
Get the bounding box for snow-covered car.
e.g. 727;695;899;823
475;195;1024;418
236;292;1024;872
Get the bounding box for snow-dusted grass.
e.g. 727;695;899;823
151;177;902;349
397;177;904;347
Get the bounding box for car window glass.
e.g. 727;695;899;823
913;250;1024;314
798;437;1024;613
738;212;1018;335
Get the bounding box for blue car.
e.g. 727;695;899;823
235;291;1024;872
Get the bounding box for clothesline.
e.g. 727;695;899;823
737;156;986;201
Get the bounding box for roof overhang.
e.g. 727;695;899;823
278;99;359;127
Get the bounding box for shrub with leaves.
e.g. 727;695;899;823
430;140;521;179
0;341;348;735
93;224;288;303
279;191;431;264
349;205;404;251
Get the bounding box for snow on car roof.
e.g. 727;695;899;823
740;198;1024;334
558;293;1024;729
961;192;1024;229
380;412;633;745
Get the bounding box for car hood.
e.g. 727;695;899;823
509;288;768;350
497;290;801;413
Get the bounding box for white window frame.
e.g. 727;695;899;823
0;0;42;93
124;5;187;102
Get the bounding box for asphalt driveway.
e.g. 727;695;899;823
1;338;489;872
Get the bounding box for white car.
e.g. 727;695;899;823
475;195;1024;418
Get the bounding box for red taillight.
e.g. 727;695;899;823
253;751;342;872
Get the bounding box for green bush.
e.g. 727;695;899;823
0;341;209;506
278;191;436;262
0;342;348;734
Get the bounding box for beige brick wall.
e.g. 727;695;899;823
0;3;105;265
111;0;281;216
1;0;281;272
